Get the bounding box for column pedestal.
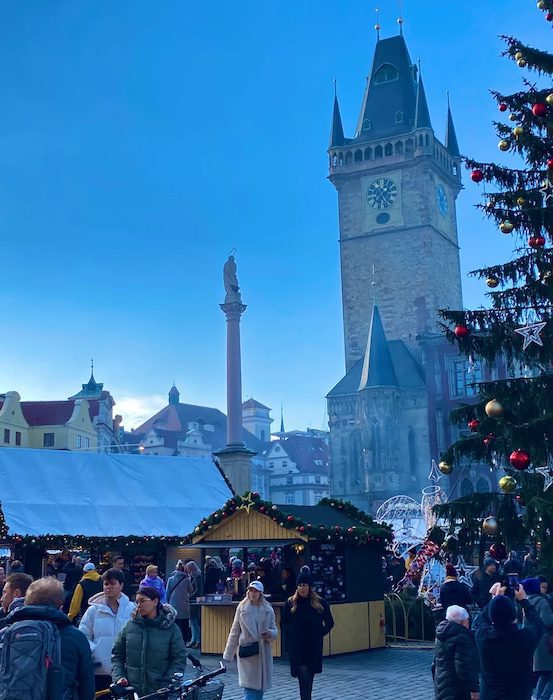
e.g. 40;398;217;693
214;446;254;496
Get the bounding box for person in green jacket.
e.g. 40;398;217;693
112;585;187;696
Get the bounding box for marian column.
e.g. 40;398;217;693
214;253;254;495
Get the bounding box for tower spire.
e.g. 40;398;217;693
374;8;381;40
329;80;345;148
397;0;404;35
445;92;460;157
280;403;285;434
414;65;432;129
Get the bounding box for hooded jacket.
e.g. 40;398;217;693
138;575;167;604
4;604;95;700
166;571;193;619
78;591;135;675
474;598;543;700
433;619;479;700
68;571;102;621
527;593;553;673
112;603;186;696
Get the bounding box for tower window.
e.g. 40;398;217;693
477;477;490;493
362;118;371;131
374;63;399;84
260;430;265;441
376;213;390;225
374;145;383;159
461;479;474;496
354;149;363;163
384;143;393;156
395;111;404;123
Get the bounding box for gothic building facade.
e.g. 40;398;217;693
326;32;499;513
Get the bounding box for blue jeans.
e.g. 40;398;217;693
243;689;263;700
190;615;200;643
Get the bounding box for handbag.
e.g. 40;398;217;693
238;641;259;658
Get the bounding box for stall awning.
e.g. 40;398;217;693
0;448;233;538
189;539;304;549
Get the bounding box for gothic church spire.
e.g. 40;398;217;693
445;97;460;157
414;72;432;129
358;306;398;390
329;86;345;148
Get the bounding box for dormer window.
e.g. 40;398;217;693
395;111;404;123
374;63;399;84
362;118;371;131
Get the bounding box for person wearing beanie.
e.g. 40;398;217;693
440;564;472;612
281;571;334;700
68;562;102;623
524;577;553;700
503;551;523;576
433;605;480;700
471;558;501;610
474;581;543;700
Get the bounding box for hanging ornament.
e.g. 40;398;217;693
489;542;507;561
499;475;517;493
454;324;470;339
547;12;553;20
509;113;517;122
485;400;504;418
514;321;547;350
471;169;484;183
438;461;453;475
509;449;531;471
547;94;553;106
468;418;480;432
498;103;508;112
517;59;527;68
517;196;526;206
540;179;553;205
486;276;499;288
534;466;553;492
498;140;510;151
500;220;514;233
483;433;496;446
537;0;546;9
514;51;524;60
547;158;553;170
513;126;524;137
532;103;548;117
482;517;498;536
529;235;546;248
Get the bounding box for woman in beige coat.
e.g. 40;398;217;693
223;580;277;700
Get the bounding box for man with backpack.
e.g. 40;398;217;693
0;576;95;699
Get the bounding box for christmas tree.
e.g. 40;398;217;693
435;3;553;571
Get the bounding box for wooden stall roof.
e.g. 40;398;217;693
193;508;309;544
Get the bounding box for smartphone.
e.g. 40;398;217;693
507;573;520;590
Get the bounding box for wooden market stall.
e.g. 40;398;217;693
191;494;392;657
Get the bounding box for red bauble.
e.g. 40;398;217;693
515;494;525;506
530;235;546;248
468;419;480;432
471;169;484;183
532;103;548;117
548;158;553;170
489;543;507;561
483;433;496;446
299;526;305;532
259;506;266;513
547;12;553;20
509;449;531;471
454;324;470;339
498;103;508;112
287;515;294;521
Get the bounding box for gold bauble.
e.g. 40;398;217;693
515;51;523;60
538;0;546;9
485;399;504;418
483;517;499;536
500;220;514;233
518;59;527;68
498;140;510;151
547;94;553;106
486;276;500;288
513;126;524;137
438;461;453;475
516;196;526;206
499;475;517;493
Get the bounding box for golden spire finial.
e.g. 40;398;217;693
397;0;404;35
374;7;381;40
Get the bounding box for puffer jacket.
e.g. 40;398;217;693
139;575;167;604
433;619;479;700
112;603;186;696
528;593;553;673
78;592;135;675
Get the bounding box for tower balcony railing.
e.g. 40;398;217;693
328;133;459;180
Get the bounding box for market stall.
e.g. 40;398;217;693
190;493;392;657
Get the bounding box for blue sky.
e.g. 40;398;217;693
0;2;549;431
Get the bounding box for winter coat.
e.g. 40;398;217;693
166;571;194;619
440;578;472;611
63;562;84;593
433;619;479;700
68;571;103;621
472;572;501;609
0;596;25;631
474;598;543;700
204;564;222;594
503;558;523;576
112;603;186;696
78;591;135;675
528;593;553;672
281;595;334;677
223;599;277;691
5;604;95;700
139;575;167;604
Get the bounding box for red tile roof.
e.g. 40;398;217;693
21;401;77;426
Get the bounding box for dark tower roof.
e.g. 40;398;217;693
352;35;418;143
329;93;345;148
414;73;432;129
168;384;180;406
68;367;104;400
445;102;460;157
358;306;399;390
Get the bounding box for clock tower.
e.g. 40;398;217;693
328;33;463;371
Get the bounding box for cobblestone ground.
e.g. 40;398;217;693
198;647;434;700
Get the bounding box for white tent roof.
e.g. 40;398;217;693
0;448;233;537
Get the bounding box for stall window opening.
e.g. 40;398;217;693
3;429;9;444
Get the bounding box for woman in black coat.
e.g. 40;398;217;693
281;570;334;700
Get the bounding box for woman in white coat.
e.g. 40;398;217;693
79;567;135;692
223;580;277;700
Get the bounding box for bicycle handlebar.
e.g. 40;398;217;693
136;662;227;699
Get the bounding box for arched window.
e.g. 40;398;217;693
395;111;404;123
338;152;344;165
364;147;372;160
374;63;399;84
418;134;424;147
370;420;382;472
375;145;383;159
349;430;363;486
354;149;363;163
461;479;474;497
345;151;352;165
260;430;265;442
408;428;417;481
425;134;430;146
395;141;404;155
477;477;490;493
405;138;414;152
384;142;393;156
362;118;371;132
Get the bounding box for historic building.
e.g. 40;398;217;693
326;31;500;512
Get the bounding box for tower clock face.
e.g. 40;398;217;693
436;183;448;216
366;178;397;210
